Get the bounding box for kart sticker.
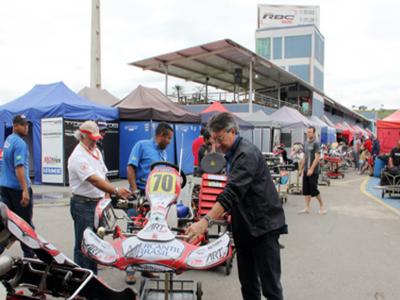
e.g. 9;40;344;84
149;172;176;194
186;234;230;268
122;238;184;260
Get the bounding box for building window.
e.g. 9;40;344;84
314;32;325;65
284;35;312;58
289;65;310;82
314;66;324;91
273;37;282;59
256;38;271;59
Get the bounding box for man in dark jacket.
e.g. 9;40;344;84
186;112;287;300
372;136;380;158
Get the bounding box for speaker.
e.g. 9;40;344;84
234;68;242;84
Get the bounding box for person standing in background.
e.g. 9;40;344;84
192;127;205;176
0;115;35;258
298;126;326;215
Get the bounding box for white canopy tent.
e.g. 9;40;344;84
264;106;317;148
235;110;278;152
78;87;120;106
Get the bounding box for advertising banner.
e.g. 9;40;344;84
41;118;64;184
64;120;119;184
258;5;320;29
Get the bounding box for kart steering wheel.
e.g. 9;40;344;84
150;161;187;188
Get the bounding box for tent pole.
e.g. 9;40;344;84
249;60;253;113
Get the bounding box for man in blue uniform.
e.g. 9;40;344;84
127;122;173;193
125;122;174;284
0;114;35;258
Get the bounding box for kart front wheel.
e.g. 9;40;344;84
196;281;203;300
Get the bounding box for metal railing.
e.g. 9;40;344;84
169;91;305;114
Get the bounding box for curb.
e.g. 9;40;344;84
35;199;70;207
360;177;400;217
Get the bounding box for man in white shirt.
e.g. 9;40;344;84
68;121;130;274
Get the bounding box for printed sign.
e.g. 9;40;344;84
41;118;64;184
258;5;320;29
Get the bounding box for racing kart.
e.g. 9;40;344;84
82;162;234;299
0;202;137;300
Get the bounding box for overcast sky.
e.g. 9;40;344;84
0;0;399;109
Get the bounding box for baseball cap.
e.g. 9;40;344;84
97;121;108;132
79;121;102;141
13;114;29;125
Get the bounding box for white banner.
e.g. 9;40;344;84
258;5;320;29
41;118;64;184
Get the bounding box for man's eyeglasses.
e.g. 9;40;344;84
212;128;233;144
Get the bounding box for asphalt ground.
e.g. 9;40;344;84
2;170;400;299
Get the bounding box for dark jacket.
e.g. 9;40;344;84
217;137;287;239
372;139;380;156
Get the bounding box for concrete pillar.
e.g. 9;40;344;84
90;0;101;89
249;60;253;113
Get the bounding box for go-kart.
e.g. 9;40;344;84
0;202;137;300
81;162;234;299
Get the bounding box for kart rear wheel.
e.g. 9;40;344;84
196;281;203;300
225;257;233;276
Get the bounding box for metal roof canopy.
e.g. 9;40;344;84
130;38;369;123
130;39;319;93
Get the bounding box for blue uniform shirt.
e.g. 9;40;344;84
128;139;167;190
0;133;30;190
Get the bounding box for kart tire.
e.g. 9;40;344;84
225;257;233;276
196;281;203;300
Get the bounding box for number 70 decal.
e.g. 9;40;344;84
149;172;176;194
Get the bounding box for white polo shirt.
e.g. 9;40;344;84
68;143;108;198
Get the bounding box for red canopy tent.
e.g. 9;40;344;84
384;110;400;122
336;123;353;144
377;110;400;153
200;102;254;129
201;101;230;113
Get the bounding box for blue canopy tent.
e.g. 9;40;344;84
0;82;118;183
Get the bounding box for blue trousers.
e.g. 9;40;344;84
70;196;98;274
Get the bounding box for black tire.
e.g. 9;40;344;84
225;257;233;276
196;281;203;300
